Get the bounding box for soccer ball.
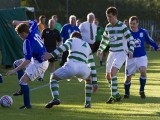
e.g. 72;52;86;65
0;95;13;108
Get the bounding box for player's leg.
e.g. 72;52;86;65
13;59;24;96
124;58;136;99
84;77;92;108
78;63;93;108
106;66;121;103
139;66;147;98
45;61;76;108
106;52;127;104
13;59;24;80
137;56;148;98
19;73;32;109
45;74;61;108
20;60;49;109
124;76;132;99
48;58;56;80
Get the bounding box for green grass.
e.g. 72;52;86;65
0;51;160;120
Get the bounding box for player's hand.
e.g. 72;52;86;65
157;47;160;51
42;52;53;61
128;51;133;59
93;84;98;93
6;69;16;76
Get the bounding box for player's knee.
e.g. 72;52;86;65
140;70;146;77
111;67;118;77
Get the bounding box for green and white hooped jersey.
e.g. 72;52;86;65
98;21;134;53
52;37;97;84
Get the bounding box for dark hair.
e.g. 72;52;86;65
106;6;118;16
15;23;29;34
129;16;139;23
70;31;82;39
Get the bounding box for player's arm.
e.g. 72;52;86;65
97;30;109;56
42;39;72;61
144;29;158;51
6;40;32;75
13;20;38;33
123;26;135;58
88;52;98;85
12;20;29;26
6;59;30;76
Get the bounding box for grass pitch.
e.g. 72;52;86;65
0;51;160;120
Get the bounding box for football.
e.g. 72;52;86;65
0;95;13;108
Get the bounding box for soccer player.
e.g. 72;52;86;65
97;7;135;104
6;20;49;109
42;31;98;108
124;16;159;99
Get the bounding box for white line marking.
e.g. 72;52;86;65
30;66;105;92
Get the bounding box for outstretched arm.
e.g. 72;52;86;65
12;20;29;26
6;60;30;76
42;39;72;61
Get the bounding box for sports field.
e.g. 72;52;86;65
0;51;160;120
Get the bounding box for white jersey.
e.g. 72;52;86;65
52;37;97;84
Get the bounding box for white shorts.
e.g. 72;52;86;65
125;55;148;76
106;51;127;73
25;60;49;81
55;60;90;80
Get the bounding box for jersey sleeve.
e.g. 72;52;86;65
98;29;110;53
87;52;97;84
123;25;135;53
29;20;39;34
143;29;158;50
23;39;32;61
52;39;72;57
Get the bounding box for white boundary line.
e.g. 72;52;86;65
30;66;105;92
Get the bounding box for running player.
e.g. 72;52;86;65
6;20;49;109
